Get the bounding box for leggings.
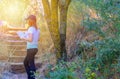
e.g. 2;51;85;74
24;48;38;79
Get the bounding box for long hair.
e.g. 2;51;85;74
28;19;37;29
27;15;38;30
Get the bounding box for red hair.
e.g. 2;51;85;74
27;15;37;29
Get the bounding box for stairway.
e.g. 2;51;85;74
4;27;41;73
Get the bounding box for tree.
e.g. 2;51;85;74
42;0;71;62
59;0;71;61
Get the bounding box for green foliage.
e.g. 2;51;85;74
84;67;97;79
95;38;120;65
94;38;120;77
81;0;120;33
75;37;120;78
78;0;120;78
82;19;105;37
75;40;94;60
48;61;79;79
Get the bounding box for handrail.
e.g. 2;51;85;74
5;40;25;42
7;27;27;31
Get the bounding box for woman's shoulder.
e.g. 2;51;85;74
27;26;35;33
28;26;35;30
30;26;35;29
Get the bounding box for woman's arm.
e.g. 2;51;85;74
22;33;33;42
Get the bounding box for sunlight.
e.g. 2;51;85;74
6;0;24;20
7;4;19;17
0;0;28;26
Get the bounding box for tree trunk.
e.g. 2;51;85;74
42;0;61;62
51;0;61;60
42;0;51;26
42;0;71;62
59;0;71;61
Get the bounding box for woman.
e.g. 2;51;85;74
21;15;40;79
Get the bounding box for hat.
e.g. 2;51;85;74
26;15;36;21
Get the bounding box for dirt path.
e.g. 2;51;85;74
1;64;46;79
1;71;27;79
1;71;45;79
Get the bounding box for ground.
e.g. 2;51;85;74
1;63;47;79
1;69;45;79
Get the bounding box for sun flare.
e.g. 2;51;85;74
0;0;29;26
7;4;19;16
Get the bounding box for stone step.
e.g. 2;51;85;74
9;61;42;74
9;50;27;56
9;55;40;58
9;55;40;63
5;39;26;42
7;31;18;35
0;56;9;61
5;37;21;41
11;54;40;57
8;27;27;31
3;34;19;38
7;47;26;51
3;33;22;41
6;45;26;49
5;40;26;45
11;52;41;57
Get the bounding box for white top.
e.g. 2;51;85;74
27;26;40;49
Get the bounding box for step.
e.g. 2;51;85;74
5;37;21;41
8;27;27;31
9;55;40;63
14;50;26;52
5;40;26;45
0;34;18;39
0;56;9;61
5;40;25;42
4;34;19;38
6;45;26;49
7;47;26;52
5;45;26;48
11;51;41;57
9;58;25;63
9;61;42;73
6;44;26;46
7;48;26;51
9;55;40;58
9;51;27;56
9;56;25;58
7;31;18;35
9;61;41;65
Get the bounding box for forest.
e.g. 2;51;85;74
0;0;120;79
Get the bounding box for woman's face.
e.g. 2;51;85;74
26;18;36;27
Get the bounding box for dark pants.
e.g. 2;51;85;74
24;48;38;79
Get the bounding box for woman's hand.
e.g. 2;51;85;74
21;33;33;42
